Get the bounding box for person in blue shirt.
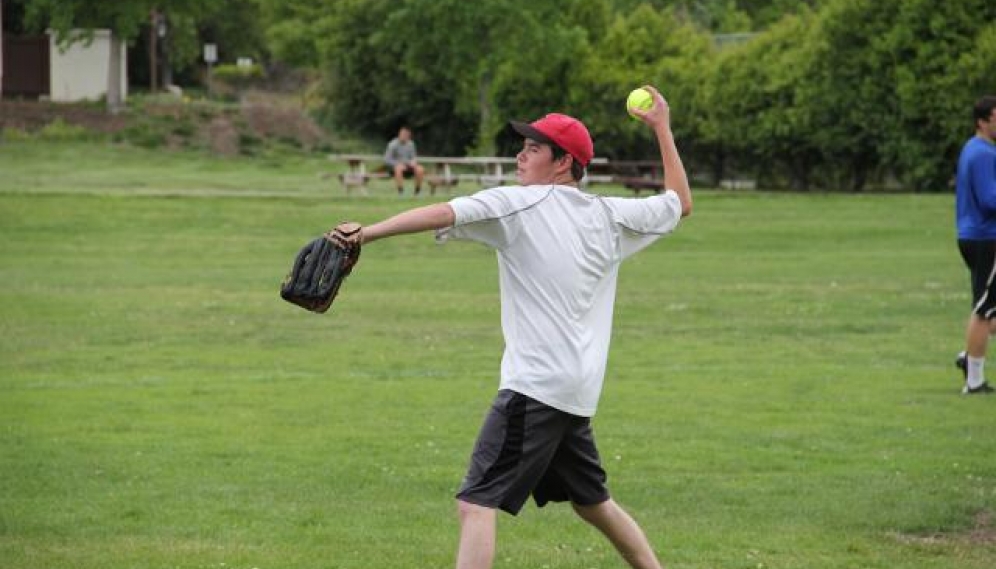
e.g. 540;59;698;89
955;95;996;394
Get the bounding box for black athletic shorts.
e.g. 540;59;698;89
455;390;610;516
959;239;996;318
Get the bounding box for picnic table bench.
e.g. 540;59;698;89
329;154;522;195
588;160;667;196
328;154;657;195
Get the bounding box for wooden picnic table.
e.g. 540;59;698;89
587;159;667;196
329;154;520;195
328;154;643;195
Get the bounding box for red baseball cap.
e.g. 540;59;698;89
510;113;594;167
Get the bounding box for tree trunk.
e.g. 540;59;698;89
106;31;122;114
0;0;4;100
850;165;867;192
787;155;811;191
475;69;495;156
150;10;158;92
710;146;726;188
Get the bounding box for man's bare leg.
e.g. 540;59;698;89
393;164;406;194
967;314;990;357
573;499;663;569
414;164;425;195
455;500;497;569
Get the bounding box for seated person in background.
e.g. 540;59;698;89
384;126;425;196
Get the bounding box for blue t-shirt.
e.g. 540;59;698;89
956;136;996;239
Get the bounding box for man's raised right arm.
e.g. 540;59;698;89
631;85;692;217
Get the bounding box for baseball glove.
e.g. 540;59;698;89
280;222;362;313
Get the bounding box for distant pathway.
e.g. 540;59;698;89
0;186;340;199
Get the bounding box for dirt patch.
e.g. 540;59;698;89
968;510;996;545
0;100;129;133
207;116;240;156
241;102;324;151
0;95;330;155
890;510;996;546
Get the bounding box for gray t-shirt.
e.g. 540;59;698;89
384;138;417;167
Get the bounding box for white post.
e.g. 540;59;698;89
203;43;217;97
106;30;122;113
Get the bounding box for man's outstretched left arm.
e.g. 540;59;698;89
360;203;456;244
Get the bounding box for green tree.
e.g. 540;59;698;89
321;0;602;155
956;21;996;129
144;1;267;91
880;0;996;190
489;0;607;156
736;0;824;29
699;0;996;191
23;0;267;101
568;5;714;161
673;0;752;31
390;0;602;155
24;0;151;110
796;0;895;191
801;0;996;191
385;0;513;154
319;0;453;149
21;0;247;108
571;4;673;159
195;1;267;65
255;0;333;68
704;11;820;188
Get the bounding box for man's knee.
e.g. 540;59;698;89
457;499;494;521
572;498;614;525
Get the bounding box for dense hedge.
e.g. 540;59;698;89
320;0;996;191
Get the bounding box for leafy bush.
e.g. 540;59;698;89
211;64;266;97
0;128;35;143
117;122;165;149
319;0;996;190
37;118;95;141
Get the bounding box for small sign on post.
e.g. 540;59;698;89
203;43;218;96
203;43;217;64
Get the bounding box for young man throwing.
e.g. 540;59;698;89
346;85;691;568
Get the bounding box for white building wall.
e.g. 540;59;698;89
48;29;127;102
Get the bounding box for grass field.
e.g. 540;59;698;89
1;140;994;569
